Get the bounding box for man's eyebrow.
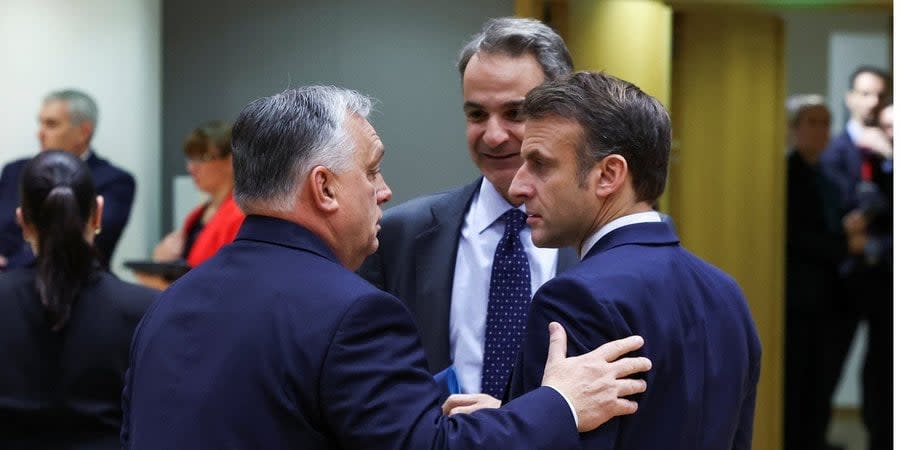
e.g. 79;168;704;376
373;145;385;163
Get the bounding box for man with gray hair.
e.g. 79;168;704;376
121;85;651;449
0;89;136;269
360;17;579;398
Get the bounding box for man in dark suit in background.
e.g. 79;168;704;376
0;89;136;270
783;94;851;450
820;66;892;450
359;17;579;398
122;85;652;449
489;72;759;449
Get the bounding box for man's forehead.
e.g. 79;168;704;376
524;116;582;146
853;72;886;91
40;99;69;117
351;115;383;158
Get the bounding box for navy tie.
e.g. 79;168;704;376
481;208;531;397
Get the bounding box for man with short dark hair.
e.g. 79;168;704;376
495;72;760;449
121;85;652;449
0;89;135;269
820;66;892;450
359;17;580;397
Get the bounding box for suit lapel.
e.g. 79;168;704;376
412;180;480;369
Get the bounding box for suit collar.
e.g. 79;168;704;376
584;221;679;260
236;215;339;263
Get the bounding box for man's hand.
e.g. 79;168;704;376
442;394;501;416
541;322;651;432
843;209;868;235
0;254;6;271
857;126;892;160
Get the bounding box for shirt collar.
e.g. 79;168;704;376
846;120;863;145
579;211;662;259
471;178;524;234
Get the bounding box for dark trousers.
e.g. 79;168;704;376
848;266;893;450
784;300;859;450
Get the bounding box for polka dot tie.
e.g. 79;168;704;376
481;208;531;397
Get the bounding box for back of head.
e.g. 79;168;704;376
522;71;671;203
231;86;372;213
43;89;99;139
20;150;97;331
457;17;573;81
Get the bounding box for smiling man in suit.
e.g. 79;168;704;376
498;72;761;449
121;85;653;449
359;17;580;398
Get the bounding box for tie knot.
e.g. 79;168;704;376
501;208;527;234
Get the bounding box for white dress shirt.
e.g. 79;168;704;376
450;179;558;394
579;211;663;259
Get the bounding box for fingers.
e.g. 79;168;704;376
449;404;485;415
609;398;639;417
444;394;501;415
441;394;483;416
593;335;645;362
607;356;652;378
544;322;567;368
617;378;648;397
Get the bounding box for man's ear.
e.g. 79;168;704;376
79;122;95;146
593;154;628;199
308;166;339;213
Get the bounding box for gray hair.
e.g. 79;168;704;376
457;17;573;80
44;89;98;139
231;85;373;213
785;94;827;127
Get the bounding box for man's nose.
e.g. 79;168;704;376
482;116;509;148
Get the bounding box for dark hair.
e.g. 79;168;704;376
19;150;98;331
231;86;372;213
522;71;671;203
457;17;573;81
849;65;891;90
184;120;233;160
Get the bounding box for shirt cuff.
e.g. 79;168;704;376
544;384;579;429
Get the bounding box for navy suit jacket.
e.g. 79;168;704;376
0;152;135;268
508;222;761;450
820;129;892;271
359;178;579;373
122;215;581;450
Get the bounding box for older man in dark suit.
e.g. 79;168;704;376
121;85;653;449
443;72;760;449
0;89;135;270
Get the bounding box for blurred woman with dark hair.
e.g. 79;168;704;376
0;150;155;449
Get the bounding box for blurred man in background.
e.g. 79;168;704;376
0;89;136;270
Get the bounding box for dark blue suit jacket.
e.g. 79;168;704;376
122;215;581;449
508;222;761;449
0;152;135;268
359;178;579;373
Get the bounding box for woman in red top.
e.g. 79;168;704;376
137;121;244;290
